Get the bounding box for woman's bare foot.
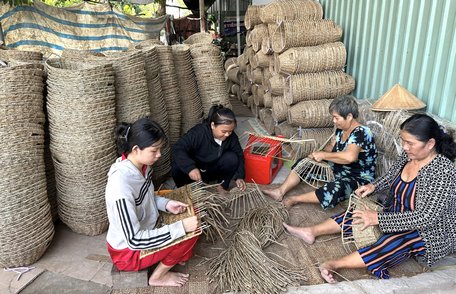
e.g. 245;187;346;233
262;187;284;201
319;262;337;284
282;196;298;209
282;223;315;244
149;271;189;287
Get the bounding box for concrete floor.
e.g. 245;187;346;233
1;114;456;293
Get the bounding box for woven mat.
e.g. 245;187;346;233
112;183;427;293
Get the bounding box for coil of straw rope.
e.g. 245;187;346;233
183;32;213;45
276;42;347;75
288;99;333;128
245;4;265;29
45;59;117;236
342;193;383;250
284;71;355;105
0;63;54;267
260;0;323;23
270;20;343;54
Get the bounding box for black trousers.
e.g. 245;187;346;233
172;151;239;190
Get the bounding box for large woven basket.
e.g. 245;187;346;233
271;95;288;122
284;71;356;105
172;44;204;134
267;73;286;95
288;99;333;128
45;59;117;236
183;32;213;45
260;0;323;23
245;5;265;29
155;45;182;146
276;42;346;75
270;20;343;53
0;63;54;267
249;24;269;52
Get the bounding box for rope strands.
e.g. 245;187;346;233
234;204;289;248
207;230;306;294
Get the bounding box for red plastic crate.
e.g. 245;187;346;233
244;134;283;185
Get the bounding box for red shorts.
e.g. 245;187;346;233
108;236;198;271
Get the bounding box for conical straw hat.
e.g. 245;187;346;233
371;83;426;111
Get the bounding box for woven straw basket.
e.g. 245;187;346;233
0;63;54;267
342;194;383;249
249;24;269;52
288;99;333;128
245;5;265;29
260;0;323;23
284;71;356;105
271;95;288;122
276;42;346;75
270;20;343;53
184;32;213;45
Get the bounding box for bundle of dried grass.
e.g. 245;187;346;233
191;182;230;243
207;230;306;294
235;204;288;248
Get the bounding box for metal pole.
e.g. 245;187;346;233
218;0;221;35
236;0;240;56
0;22;4;46
199;0;206;32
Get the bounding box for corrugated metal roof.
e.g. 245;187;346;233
320;0;456;122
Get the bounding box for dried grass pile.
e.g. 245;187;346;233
207;230;306;294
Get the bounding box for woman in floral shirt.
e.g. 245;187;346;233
263;95;377;209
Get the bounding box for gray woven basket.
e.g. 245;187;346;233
245;5;265;29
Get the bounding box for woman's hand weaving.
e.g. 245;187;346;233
352;205;379;231
166;200;189;215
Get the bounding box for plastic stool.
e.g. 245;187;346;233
244;134;283;185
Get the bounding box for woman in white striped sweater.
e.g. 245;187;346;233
105;118;199;287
